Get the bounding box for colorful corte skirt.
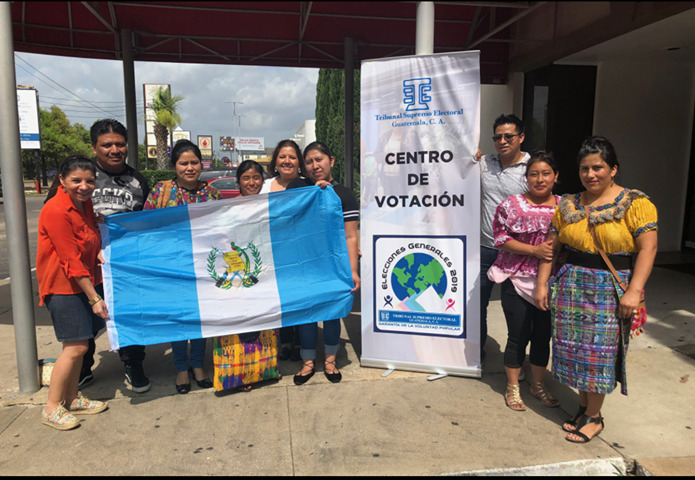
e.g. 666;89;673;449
550;263;632;395
212;329;280;392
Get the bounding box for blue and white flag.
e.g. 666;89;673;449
101;186;354;350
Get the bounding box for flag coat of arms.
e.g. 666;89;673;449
101;186;354;349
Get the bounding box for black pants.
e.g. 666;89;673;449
500;279;551;369
479;246;500;361
82;337;146;372
279;325;300;346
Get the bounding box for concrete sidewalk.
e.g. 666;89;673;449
0;265;693;475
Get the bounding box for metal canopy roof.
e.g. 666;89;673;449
11;1;542;84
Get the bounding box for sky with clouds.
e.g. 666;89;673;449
14;52;319;154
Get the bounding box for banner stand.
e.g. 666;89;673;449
360;51;482;378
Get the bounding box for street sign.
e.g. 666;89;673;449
17;88;41;150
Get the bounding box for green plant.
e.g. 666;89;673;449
141;169;175;186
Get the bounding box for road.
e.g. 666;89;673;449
0;195;44;281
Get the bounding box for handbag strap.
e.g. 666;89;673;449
156;180;173;209
584;205;630;292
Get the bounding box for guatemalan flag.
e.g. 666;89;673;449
101;186;354;350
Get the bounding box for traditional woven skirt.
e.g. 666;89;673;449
212;329;280;392
550;263;631;395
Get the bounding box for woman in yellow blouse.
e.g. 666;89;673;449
535;136;657;444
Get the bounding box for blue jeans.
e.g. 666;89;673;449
298;320;341;361
171;338;207;373
480;246;499;361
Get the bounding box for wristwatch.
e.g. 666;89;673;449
88;294;102;306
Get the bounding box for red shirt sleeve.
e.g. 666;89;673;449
36;188;102;304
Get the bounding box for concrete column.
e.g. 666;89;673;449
416;2;435;55
0;2;40;394
344;37;355;190
121;28;139;169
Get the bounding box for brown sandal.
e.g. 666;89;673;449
529;382;559;408
504;384;526;411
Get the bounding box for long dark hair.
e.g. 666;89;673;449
577;136;619;170
268;139;305;178
303;140;334;160
236;160;265;184
525;150;559;176
45;155;97;202
170;139;202;167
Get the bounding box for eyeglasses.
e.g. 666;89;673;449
492;133;521;142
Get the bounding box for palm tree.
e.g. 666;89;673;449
151;87;184;170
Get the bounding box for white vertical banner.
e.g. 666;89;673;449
360;51;481;377
17;88;41;149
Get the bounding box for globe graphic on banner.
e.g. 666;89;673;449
391;253;447;301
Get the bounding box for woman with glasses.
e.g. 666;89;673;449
535;136;658;443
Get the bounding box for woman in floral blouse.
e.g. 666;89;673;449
535;136;657;444
488;151;561;412
144;139;220;394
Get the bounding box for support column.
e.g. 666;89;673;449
416;2;435;55
0;2;40;394
121;28;139;169
344;37;355;190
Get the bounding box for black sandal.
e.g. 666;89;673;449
293;361;315;386
324;360;342;384
562;405;587;432
565;414;604;444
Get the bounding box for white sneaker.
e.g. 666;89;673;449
518;369;526;382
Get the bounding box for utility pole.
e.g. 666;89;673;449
237;114;245;164
225;100;243;165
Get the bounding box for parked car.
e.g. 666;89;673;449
199;168;237;183
208;176;240;199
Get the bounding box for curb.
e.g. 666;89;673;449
446;457;628;476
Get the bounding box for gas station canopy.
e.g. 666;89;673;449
10;1;540;84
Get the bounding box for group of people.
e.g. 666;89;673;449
37;118;360;430
478;114;658;444
37;113;658;441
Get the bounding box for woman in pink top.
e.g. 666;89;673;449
487;151;560;412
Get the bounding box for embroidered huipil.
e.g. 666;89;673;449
487;193;559;304
143;178;220;209
551;189;658;254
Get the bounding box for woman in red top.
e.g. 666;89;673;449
37;155;110;430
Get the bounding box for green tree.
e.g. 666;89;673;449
21;106;92;185
314;68;360;197
138;142;147;167
151;87;184;170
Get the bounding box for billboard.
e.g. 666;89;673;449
144;83;171;158
219;136;235;151
236;136;265;152
173;128;191;143
198;135;213;159
17;88;41;149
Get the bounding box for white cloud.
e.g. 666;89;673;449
14;52;318;153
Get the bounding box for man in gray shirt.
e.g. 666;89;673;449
86;119;151;393
476;114;530;364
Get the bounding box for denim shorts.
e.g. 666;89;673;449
45;284;106;343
